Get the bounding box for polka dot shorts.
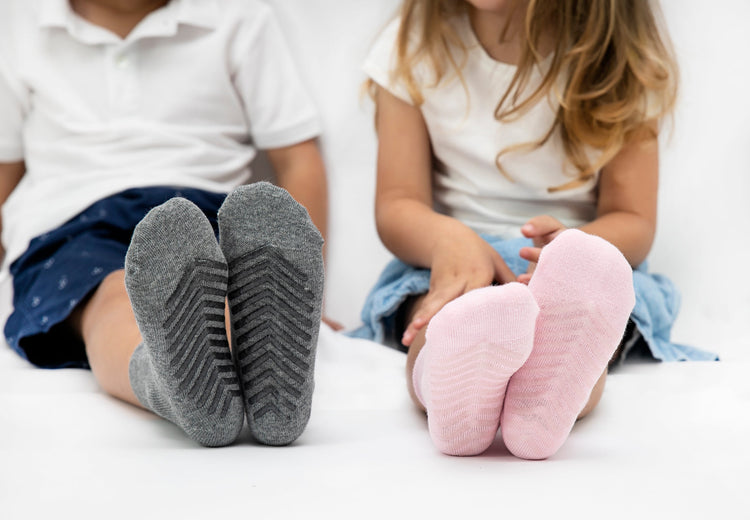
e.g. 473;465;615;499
4;186;227;368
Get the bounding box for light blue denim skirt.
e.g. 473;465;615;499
351;235;718;362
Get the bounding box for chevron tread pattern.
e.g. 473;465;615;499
162;258;242;418
228;246;316;422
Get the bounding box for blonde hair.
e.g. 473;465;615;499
385;0;678;190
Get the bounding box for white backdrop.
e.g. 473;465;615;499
268;0;750;362
651;0;750;361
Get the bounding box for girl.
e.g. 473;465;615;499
357;0;715;459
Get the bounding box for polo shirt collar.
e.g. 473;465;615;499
175;0;220;30
37;0;219;42
37;0;72;30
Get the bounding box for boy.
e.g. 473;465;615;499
0;0;328;447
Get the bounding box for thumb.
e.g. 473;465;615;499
521;215;564;238
491;250;516;284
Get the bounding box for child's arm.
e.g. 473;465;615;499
0;160;25;259
374;87;516;345
582;123;659;266
520;123;659;271
267;138;345;329
267;138;328;244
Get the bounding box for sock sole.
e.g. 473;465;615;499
126;198;244;447
501;229;635;459
219;183;324;446
419;283;538;456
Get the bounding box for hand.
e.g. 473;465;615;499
517;215;567;284
402;223;516;346
322;315;344;331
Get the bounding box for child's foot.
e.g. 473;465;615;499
414;283;538;456
501;229;635;460
125;198;244;447
218;182;324;446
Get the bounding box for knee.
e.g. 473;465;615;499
97;270;127;300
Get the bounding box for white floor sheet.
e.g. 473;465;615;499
2;1;749;518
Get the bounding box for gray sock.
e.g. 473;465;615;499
125;198;244;447
218;182;324;446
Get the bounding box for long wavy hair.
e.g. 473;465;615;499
387;0;678;191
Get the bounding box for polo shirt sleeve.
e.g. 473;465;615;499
232;5;321;150
0;47;27;162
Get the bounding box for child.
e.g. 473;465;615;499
357;0;716;459
0;0;328;447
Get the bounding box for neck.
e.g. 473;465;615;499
467;4;527;64
69;0;170;38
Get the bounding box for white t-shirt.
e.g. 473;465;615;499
0;0;321;266
363;16;600;239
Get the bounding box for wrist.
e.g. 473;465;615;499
427;217;474;265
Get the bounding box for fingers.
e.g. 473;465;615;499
519;246;542;285
402;265;512;346
402;287;461;346
521;215;567;245
402;316;428;347
519;246;542;263
520;217;566;281
521;215;563;237
491;250;517;284
322;316;344;331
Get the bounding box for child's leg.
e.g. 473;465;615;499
404;296;428;412
501;229;634;460
71;270;142;407
407;284;539;456
579;370;607;419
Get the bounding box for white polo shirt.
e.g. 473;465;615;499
0;0;321;266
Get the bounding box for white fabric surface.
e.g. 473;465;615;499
2;1;750;518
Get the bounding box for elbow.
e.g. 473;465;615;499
628;215;657;268
374;201;395;249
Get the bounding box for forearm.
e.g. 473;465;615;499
0;160;24;206
582;123;659;268
578;211;655;267
0;161;25;257
276;161;328;243
376;195;467;269
269;140;328;247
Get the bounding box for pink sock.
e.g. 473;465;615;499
413;283;539;456
501;229;635;460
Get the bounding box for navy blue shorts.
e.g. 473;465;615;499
4;186;228;369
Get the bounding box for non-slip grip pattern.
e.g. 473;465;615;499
228;246;316;439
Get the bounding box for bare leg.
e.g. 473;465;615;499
578;370;607;419
69;269;236;409
403;294;428;412
70;270;142;407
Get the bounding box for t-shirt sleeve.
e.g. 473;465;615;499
232;4;321;150
362;18;416;105
0;49;27;162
